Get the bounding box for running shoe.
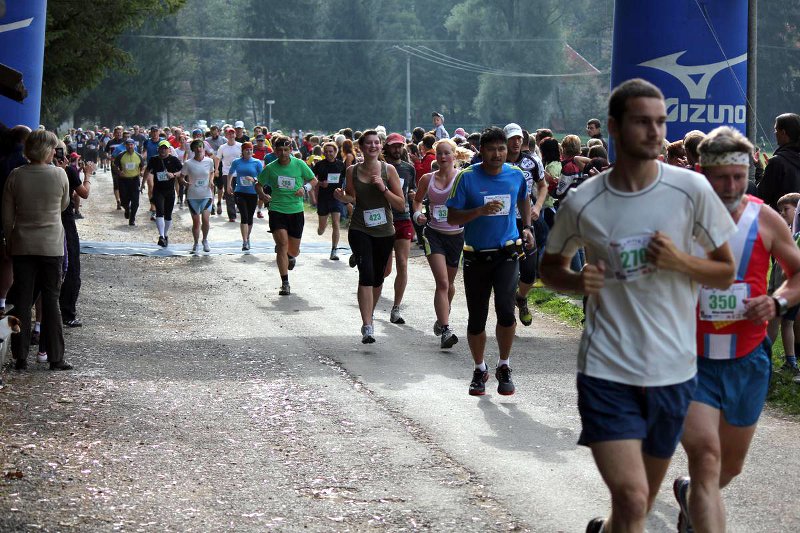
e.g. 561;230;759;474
440;328;458;349
49;361;73;371
433;320;443;336
361;324;375;344
63;319;82;328
585;517;605;533
210;205;216;215
202;240;211;252
279;282;291;296
257;210;264;219
516;295;533;326
330;250;339;261
157;236;166;247
36;352;48;363
673;476;694;533
216;201;222;214
288;256;296;270
496;364;515;395
191;243;198;254
468;367;490;396
242;241;248;251
348;254;357;268
30;330;39;346
390;305;405;324
164;236;169;247
778;363;800;376
124;207;130;219
74;211;84;219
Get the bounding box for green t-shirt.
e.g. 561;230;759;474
257;157;315;214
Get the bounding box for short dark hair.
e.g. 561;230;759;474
411;127;425;143
190;139;204;152
776;113;800;145
479;127;506;148
587;118;601;129
608;78;664;124
588;145;608;159
421;134;436;150
342;128;353;139
272;136;292;148
539;138;561;165
535;128;553;144
357;129;380;148
521;129;530;147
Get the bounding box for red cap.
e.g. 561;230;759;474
69;152;80;160
385;133;406;145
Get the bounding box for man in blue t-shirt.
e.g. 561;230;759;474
446;126;533;397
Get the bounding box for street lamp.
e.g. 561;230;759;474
266;100;275;132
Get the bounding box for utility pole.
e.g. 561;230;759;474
406;55;411;136
266;100;275;132
747;0;757;147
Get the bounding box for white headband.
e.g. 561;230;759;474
699;151;751;167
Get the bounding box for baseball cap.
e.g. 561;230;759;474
503;123;523;139
150;125;159;131
454;128;467;137
69;152;80;160
431;112;443;119
76;128;83;132
234;120;245;128
255;134;266;141
241;142;253;150
385;133;405;145
124;138;135;145
191;128;203;136
158;140;171;148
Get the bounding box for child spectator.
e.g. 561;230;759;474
768;192;800;374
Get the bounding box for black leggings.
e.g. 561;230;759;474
463;254;519;335
235;193;258;225
152;188;175;220
348;229;394;287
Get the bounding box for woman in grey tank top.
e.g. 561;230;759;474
334;130;406;344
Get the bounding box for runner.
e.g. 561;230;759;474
334;130;406;343
104;126;125;210
227;142;263;251
446;127;533;395
112;139;145;225
383;132;417;324
180;139;215;253
256;136;317;296
540;79;737;533
142;126;164;221
503;123;547;327
413;138;464;349
253;134;274;219
217;127;241;222
313;141;346;260
144;141;183;247
672;126;800;533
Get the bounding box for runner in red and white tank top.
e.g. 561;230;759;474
676;127;800;533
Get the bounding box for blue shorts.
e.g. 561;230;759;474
577;373;697;459
693;339;772;427
187;198;213;216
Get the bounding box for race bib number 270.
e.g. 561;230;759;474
608;234;655;282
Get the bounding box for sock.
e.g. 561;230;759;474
786;355;798;367
281;274;289;283
164;219;172;235
34;322;41;333
0;298;5;309
475;361;487;372
155;217;165;236
498;358;509;367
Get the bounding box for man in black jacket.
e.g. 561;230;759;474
757;113;800;210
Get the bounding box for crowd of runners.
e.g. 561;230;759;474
2;77;800;532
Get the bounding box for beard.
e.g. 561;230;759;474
723;193;745;212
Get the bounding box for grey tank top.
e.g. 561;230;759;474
349;161;395;237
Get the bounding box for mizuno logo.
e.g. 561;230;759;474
0;17;33;34
638;51;747;99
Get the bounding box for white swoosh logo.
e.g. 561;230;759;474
0;18;33;34
638;51;747;99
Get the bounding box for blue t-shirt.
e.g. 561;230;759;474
143;139;162;161
112;143;132;157
446;163;527;250
229;157;263;194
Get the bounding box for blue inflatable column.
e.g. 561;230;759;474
610;0;748;142
0;0;48;128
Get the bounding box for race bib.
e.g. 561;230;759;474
432;204;448;221
363;208;387;228
77;143;84;149
483;194;511;216
195;179;207;188
239;175;255;187
124;162;136;171
699;283;749;322
327;173;341;184
608;234;656;281
156;171;169;182
277;175;295;190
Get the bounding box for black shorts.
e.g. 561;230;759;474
214;174;226;190
268;210;304;239
317;195;343;217
423;227;464;268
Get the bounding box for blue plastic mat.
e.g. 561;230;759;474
80;241;351;257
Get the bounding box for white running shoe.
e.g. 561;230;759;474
37;352;48;363
202;240;211;252
191;243;198;254
361;324;375;344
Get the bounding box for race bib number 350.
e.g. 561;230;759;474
277;176;295;189
608;234;655;281
699;283;749;321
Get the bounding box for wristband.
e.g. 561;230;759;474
413;210;424;222
303;182;312;192
523;225;533;232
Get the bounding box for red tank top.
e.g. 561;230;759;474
697;196;769;359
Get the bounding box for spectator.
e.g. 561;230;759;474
666;140;687;167
3;130;72;371
682;130;706;168
757;113;800;210
0;125;30;313
586;118;608;149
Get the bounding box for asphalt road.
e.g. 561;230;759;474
1;169;799;532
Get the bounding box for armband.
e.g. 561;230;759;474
413;210;424;223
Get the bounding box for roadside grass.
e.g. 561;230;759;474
527;286;800;416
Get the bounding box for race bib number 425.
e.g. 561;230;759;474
608;234;655;281
699;283;749;321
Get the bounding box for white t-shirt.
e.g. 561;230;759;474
181;157;215;200
217;142;242;175
545;162;737;387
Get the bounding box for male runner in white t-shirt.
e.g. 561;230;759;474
541;78;738;533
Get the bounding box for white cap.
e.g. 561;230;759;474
503;123;523;139
234;120;245;128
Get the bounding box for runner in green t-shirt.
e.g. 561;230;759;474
256;136;317;296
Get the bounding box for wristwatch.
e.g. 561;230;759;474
773;295;789;316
